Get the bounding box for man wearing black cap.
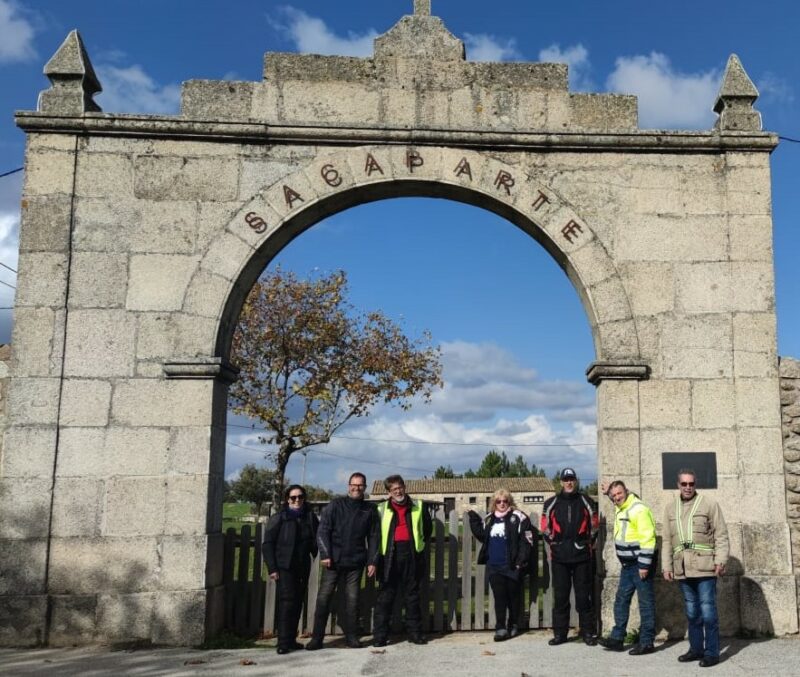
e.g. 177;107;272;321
540;467;599;646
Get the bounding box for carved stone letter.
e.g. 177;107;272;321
531;190;551;212
494;170;515;196
406;149;424;172
561;219;584;243
453;157;473;181
283;185;304;209
365;153;384;176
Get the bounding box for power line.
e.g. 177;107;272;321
780;136;800;143
0;262;16;274
226;422;595;448
0;167;22;179
0;279;15;291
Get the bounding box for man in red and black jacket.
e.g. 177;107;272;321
540;467;599;646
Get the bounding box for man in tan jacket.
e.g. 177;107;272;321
662;469;729;668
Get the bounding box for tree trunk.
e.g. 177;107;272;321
272;443;294;510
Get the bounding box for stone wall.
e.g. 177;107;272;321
780;357;800;573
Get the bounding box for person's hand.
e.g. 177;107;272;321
367;565;376;578
600;481;609;495
638;569;648;580
715;564;725;577
321;558;332;569
269;572;279;581
663;571;674;582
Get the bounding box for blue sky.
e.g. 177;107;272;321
1;1;799;491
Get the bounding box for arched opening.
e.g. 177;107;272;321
208;165;634;637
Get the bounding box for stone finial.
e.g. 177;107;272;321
713;54;761;131
38;30;102;114
414;0;432;16
374;2;464;61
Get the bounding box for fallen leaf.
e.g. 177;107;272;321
481;650;495;656
370;649;387;655
183;659;207;665
240;658;257;665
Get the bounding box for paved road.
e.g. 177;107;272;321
1;631;796;676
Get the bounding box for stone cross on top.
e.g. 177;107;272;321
414;0;431;16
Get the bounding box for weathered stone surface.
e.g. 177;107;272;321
96;592;155;640
639;379;691;428
111;380;213;427
0;539;46;595
18;195;72;253
69;253;128;308
14;253;68;307
10;307;57;377
134;156;239;201
0;426;57;477
736;378;781;427
104;477;167;537
691;380;735;429
181;80;254;119
742;523;792;575
126;255;199;311
48;595;97;646
6;378;60;426
0;595;47;646
49;537;160;594
739;575;799;635
60;379;112;427
780;357;800;379
0;479;51;539
51;478;103;537
152;590;207;645
64;310;136;377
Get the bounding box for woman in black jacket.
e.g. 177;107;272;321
262;484;319;654
468;488;533;642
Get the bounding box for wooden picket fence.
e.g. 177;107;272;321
222;511;582;637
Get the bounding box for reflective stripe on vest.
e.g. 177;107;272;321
673;495;713;554
379;499;424;554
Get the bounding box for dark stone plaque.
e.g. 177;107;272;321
661;452;717;490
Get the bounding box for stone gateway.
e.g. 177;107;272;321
1;3;796;645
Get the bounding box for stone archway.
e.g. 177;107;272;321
2;3;795;647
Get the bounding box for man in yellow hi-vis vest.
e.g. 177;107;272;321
662;469;729;668
598;480;657;656
372;474;432;647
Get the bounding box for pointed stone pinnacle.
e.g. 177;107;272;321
38;30;102;114
375;2;463;61
713;54;761;131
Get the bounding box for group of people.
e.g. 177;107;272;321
261;467;728;669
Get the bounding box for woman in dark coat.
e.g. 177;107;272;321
262;484;319;654
468;488;533;641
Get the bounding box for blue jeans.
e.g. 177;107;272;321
609;564;655;646
679;577;719;659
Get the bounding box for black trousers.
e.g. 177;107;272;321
275;565;309;649
311;566;362;640
488;571;521;631
373;542;423;639
551;559;595;637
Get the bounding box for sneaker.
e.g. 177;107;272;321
548;636;568;646
628;644;654;656
372;638;389;648
305;638;323;651
583;633;598;646
699;657;719;668
409;635;428;645
598;637;624;651
678;651;703;662
345;636;362;649
494;628;509;642
508;626;520;639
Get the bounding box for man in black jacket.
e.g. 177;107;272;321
306;472;379;650
372;474;432;647
540;467;599;646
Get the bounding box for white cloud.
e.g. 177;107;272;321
0;170;21;343
464;33;520;62
758;72;793;104
539;43;592;91
95;64;181;115
270;6;377;57
606;52;720;129
225;340;598;489
0;0;36;63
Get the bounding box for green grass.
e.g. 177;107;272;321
223;502;258;533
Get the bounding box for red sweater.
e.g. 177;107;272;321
391;500;411;542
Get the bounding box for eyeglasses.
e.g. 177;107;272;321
389;486;405;492
679;482;695;487
288;495;305;502
349;484;366;489
562;478;576;483
496;499;509;504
